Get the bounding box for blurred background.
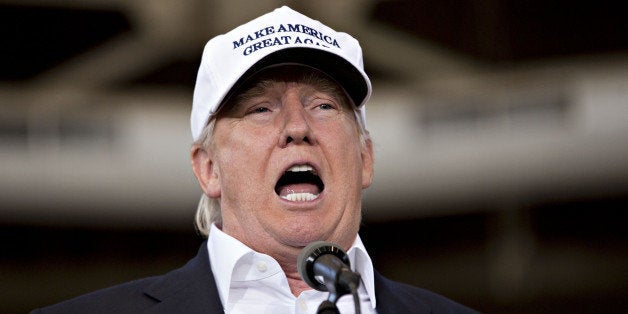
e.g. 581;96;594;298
2;0;628;313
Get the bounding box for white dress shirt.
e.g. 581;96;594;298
207;224;377;313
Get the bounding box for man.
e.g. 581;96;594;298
33;6;477;313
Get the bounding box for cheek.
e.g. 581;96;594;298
214;128;275;183
215;144;254;179
335;124;363;160
325;126;365;186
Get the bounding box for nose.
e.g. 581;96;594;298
279;97;316;148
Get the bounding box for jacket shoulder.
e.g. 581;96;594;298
374;271;479;314
31;276;162;314
31;241;222;314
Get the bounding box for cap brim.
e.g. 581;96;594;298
217;47;369;115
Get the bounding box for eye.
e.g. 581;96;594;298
318;103;335;110
248;106;271;114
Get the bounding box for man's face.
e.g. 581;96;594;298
198;68;374;253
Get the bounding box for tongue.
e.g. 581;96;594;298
278;183;320;197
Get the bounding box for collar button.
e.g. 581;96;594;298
256;261;268;273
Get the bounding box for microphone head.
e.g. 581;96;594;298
297;241;351;291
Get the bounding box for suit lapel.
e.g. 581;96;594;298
374;271;432;314
142;241;224;313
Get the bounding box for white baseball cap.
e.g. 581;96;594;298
191;6;372;140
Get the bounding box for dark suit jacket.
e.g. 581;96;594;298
32;242;478;313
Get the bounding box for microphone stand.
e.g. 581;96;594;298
316;271;361;314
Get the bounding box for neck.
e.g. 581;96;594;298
272;249;314;297
287;275;313;296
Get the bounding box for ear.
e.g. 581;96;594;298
361;139;375;189
191;145;221;198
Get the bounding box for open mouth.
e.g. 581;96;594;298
275;164;324;202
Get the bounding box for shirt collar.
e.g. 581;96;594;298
347;235;377;309
207;223;377;309
207;223;253;307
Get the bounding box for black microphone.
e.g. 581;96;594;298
297;241;361;304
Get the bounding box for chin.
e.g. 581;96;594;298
277;222;332;246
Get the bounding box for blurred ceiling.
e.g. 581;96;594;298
2;0;628;227
3;0;628;82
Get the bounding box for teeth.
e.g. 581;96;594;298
287;164;314;173
281;192;319;202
